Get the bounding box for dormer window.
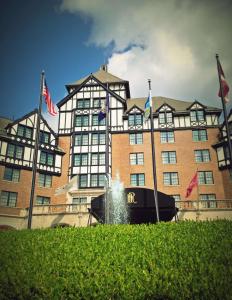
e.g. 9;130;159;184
159;112;173;124
128;114;143;126
77;99;90;109
190;110;205;122
17;124;33;139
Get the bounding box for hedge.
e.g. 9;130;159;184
0;220;232;299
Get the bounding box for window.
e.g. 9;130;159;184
192;129;207;141
0;191;17;207
73;197;87;204
90;174;105;187
74;153;88;166
91;153;105;165
200;194;216;208
93;98;105;108
40;151;54;166
163;172;179;185
129;133;143;145
194;150;210;162
3;167;20;182
92;133;106;145
6;144;23;159
128;114;143;126
40;131;50;144
162;151;176;164
75;115;89;127
130;174;145;186
159;112;173;124
130;153;144;165
79;174;88;188
36;196;50;205
77;99;90;108
171;195;181;201
190;110;205;122
17;124;32;139
198;171;214;184
38;174;52;187
92;114;106;126
74;134;88;146
160;131;174;143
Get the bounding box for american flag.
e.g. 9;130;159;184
42;79;58;116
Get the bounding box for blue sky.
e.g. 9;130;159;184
0;0;105;121
1;0;232;128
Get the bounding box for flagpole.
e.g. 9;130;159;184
148;79;160;223
216;54;232;171
196;168;200;221
27;71;44;229
105;82;110;224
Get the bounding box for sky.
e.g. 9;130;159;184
1;0;232;131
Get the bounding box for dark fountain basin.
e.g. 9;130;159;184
89;187;178;224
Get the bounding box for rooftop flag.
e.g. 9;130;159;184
42;78;58;116
185;172;198;198
218;60;230;103
144;90;152;121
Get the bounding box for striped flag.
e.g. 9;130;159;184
144;90;152;121
42;78;58;116
218;60;230;103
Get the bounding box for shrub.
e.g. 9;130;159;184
0;220;232;299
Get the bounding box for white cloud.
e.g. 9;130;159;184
42;111;59;133
60;0;232;107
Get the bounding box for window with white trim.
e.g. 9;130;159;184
130;174;145;186
130;153;144;165
0;191;17;207
129;133;143;145
162;151;177;164
3;167;20;182
163;172;179;185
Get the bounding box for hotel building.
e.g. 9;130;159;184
0;66;231;228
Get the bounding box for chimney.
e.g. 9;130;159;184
100;64;108;72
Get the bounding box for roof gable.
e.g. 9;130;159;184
186;100;207;110
67;69;127;87
6;109;57;137
156;103;175;112
127;105;144;114
57;74;127;109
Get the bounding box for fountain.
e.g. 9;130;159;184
90;174;178;225
109;173;128;224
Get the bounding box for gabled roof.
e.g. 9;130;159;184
127;104;144;114
0;116;12;137
126;97;221;113
57;73;128;108
67;69;127;87
65;67;131;99
186;100;207;110
5;109;57;137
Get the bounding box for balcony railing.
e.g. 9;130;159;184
175;200;232;210
1;200;232;217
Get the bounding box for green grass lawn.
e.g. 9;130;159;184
0;220;232;299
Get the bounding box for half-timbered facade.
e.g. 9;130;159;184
213;109;232;198
0;110;65;208
0;66;232;228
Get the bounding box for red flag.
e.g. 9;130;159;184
185;172;198;198
218;61;230;103
42;79;58;116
